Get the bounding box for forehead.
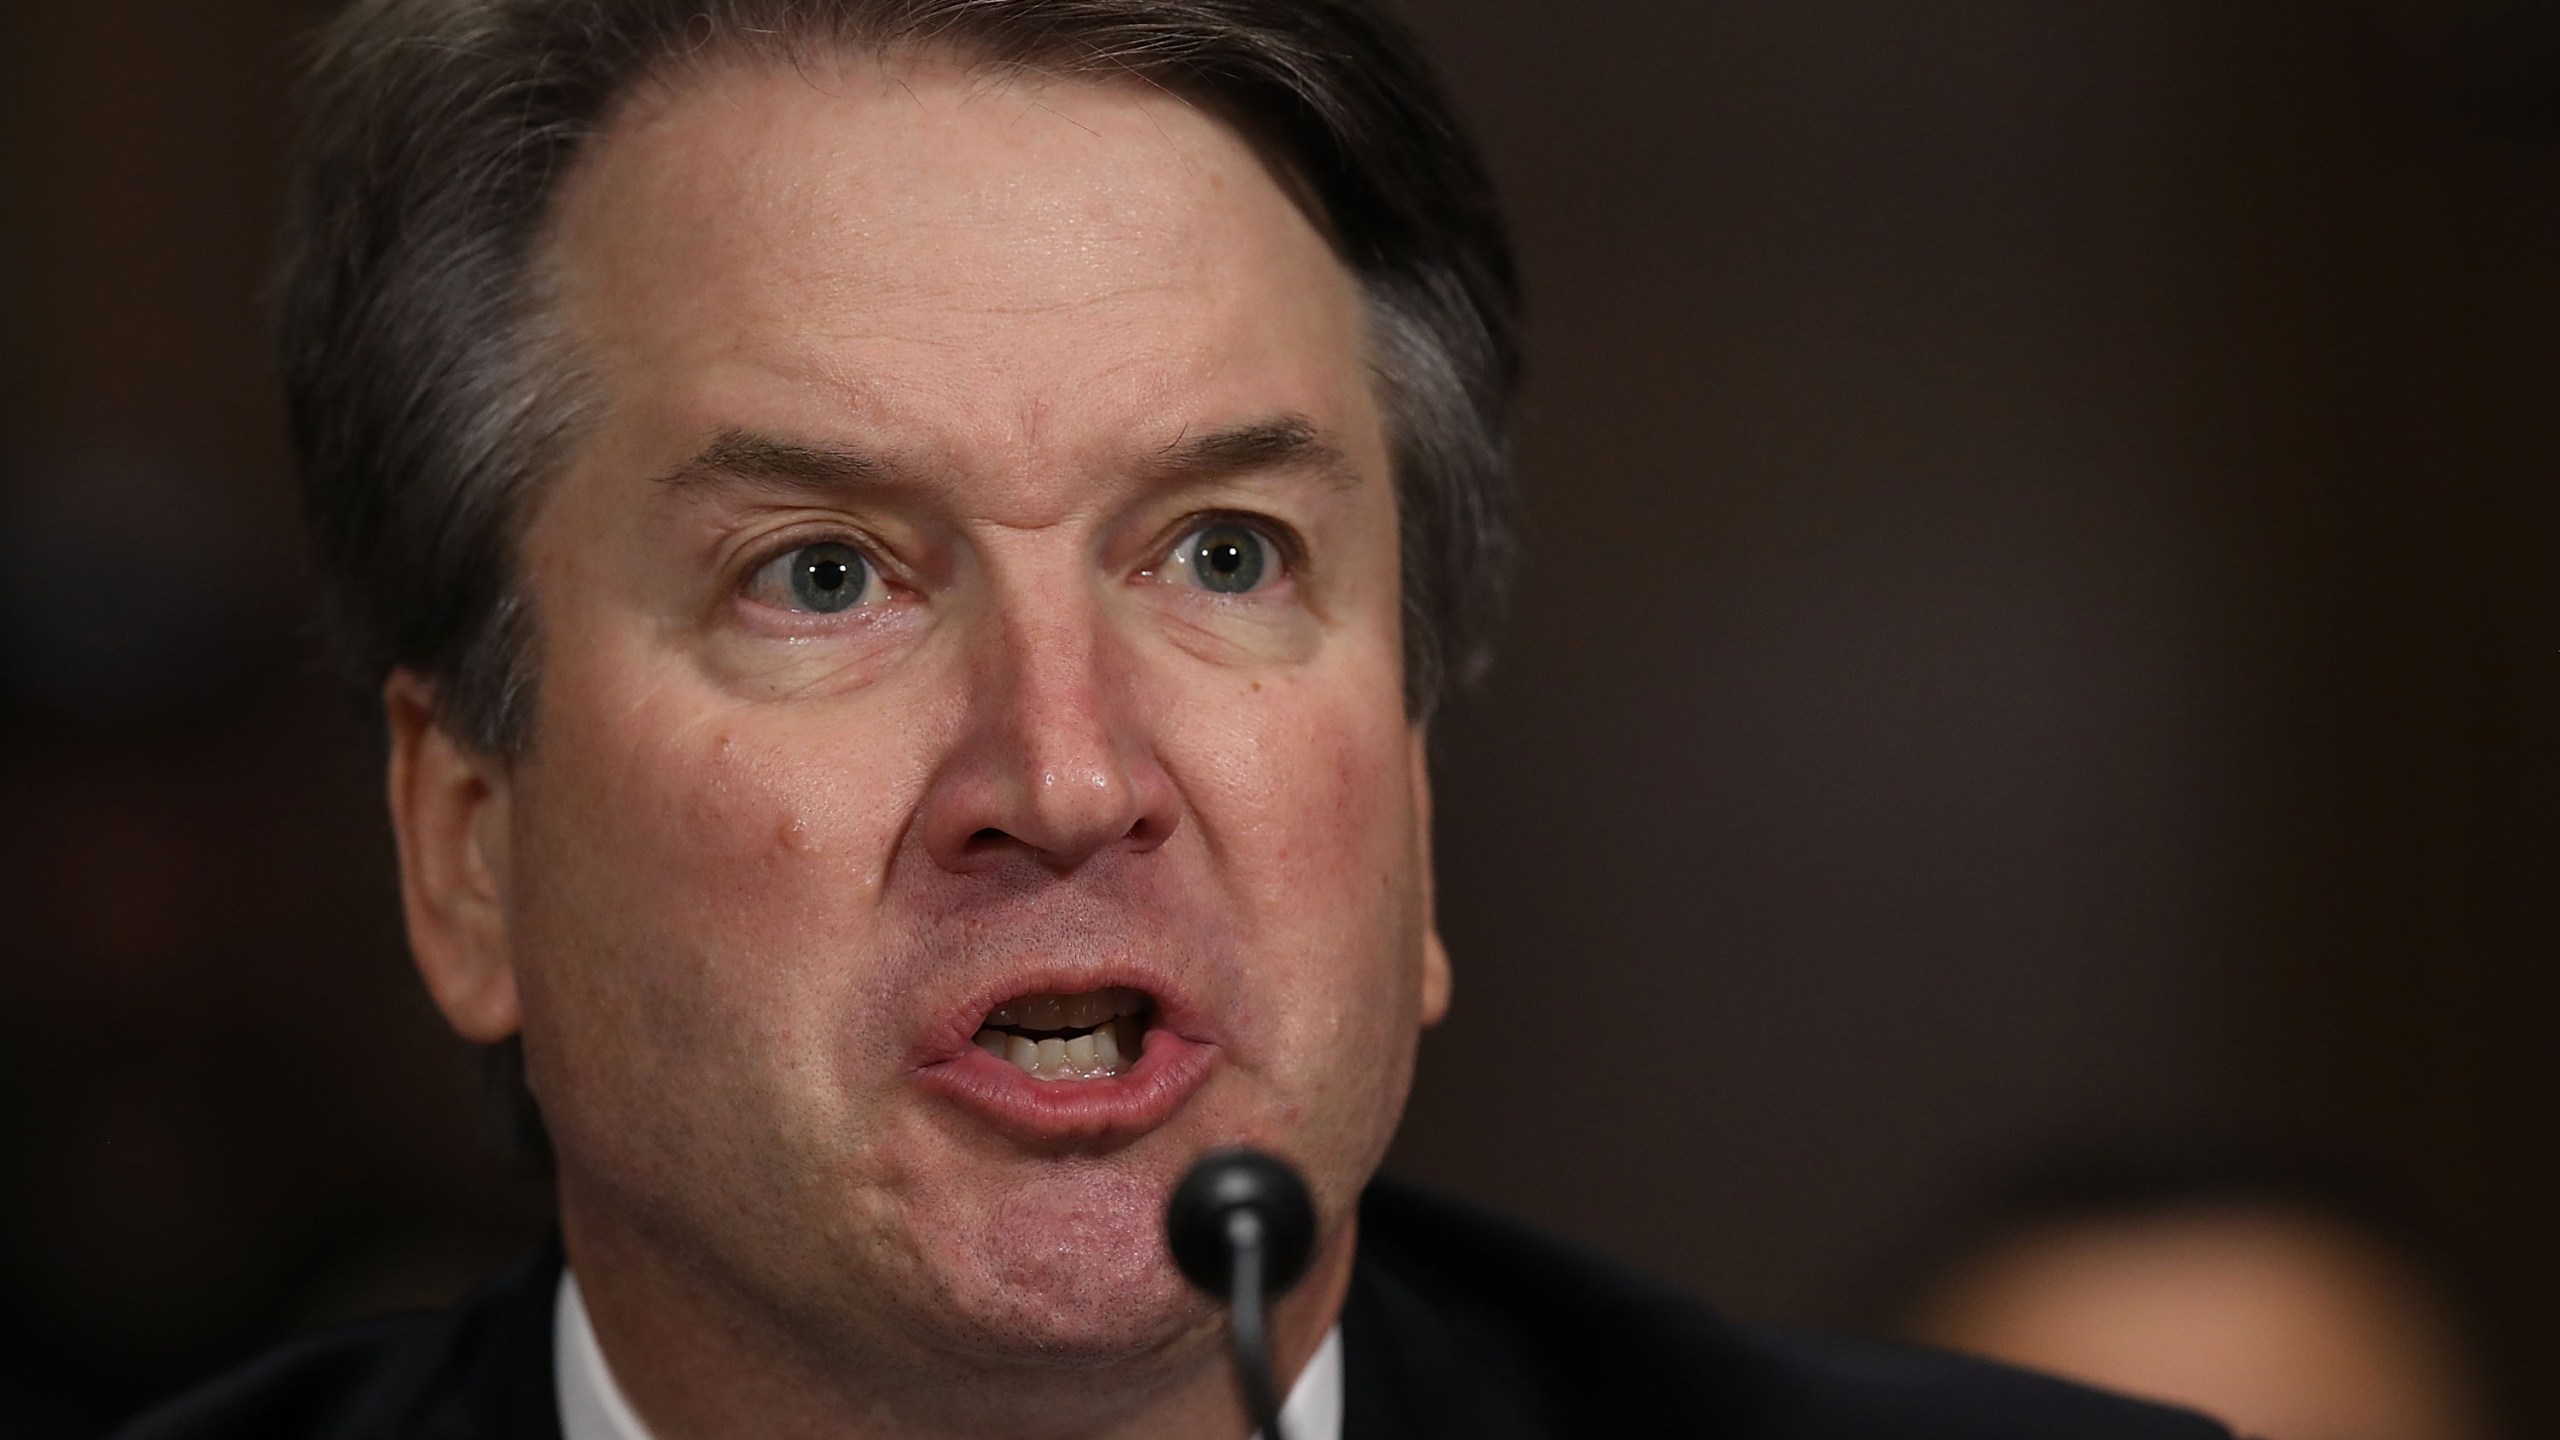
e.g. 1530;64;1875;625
540;49;1373;476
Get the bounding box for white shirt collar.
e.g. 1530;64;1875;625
555;1267;1345;1440
553;1268;654;1440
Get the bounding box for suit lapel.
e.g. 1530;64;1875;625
1339;1245;1552;1440
406;1237;567;1440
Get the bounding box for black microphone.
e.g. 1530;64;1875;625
1166;1148;1317;1440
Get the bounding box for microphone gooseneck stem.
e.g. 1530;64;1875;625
1165;1148;1312;1440
1225;1207;1288;1440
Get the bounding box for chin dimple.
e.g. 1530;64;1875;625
972;989;1150;1081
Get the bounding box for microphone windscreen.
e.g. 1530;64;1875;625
1165;1148;1317;1299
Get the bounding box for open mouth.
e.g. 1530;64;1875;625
971;987;1151;1081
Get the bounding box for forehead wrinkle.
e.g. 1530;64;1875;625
918;274;1191;323
647;411;1363;531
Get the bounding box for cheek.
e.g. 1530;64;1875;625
506;662;932;1116
1175;663;1427;1028
1245;692;1431;1190
1192;688;1399;867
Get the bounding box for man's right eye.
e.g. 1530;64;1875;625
744;541;880;614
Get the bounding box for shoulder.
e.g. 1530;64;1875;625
1346;1177;2232;1440
112;1243;563;1440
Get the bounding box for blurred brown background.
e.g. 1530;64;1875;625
3;1;2555;1434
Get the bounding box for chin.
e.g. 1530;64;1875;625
897;1159;1212;1367
939;1266;1204;1367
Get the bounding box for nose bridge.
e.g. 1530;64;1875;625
920;546;1178;872
989;575;1120;770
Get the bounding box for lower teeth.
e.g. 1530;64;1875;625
973;1016;1140;1081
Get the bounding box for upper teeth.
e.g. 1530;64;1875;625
974;989;1149;1081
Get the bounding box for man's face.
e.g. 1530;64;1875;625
444;53;1447;1366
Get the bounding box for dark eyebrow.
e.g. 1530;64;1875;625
1148;415;1361;491
652;428;892;493
653;415;1358;498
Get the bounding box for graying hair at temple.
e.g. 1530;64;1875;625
272;0;1522;757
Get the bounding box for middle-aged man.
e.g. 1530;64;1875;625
123;1;2236;1436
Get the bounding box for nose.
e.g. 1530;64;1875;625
917;589;1182;875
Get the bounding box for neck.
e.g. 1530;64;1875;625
559;1191;1355;1440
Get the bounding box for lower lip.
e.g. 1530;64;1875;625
916;1027;1218;1144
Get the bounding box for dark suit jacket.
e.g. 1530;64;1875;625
119;1178;2231;1438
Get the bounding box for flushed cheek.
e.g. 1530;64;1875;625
1199;680;1415;922
510;684;928;1148
1176;681;1427;1075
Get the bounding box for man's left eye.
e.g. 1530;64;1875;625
1166;522;1276;595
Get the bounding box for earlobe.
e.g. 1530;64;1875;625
1410;726;1453;1027
384;670;522;1044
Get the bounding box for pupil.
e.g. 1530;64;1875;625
790;543;867;613
1191;524;1264;594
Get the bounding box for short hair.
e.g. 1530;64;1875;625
275;0;1521;754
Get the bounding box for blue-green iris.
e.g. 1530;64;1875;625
1190;524;1266;594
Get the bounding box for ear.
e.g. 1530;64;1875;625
1409;725;1452;1027
384;670;521;1044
